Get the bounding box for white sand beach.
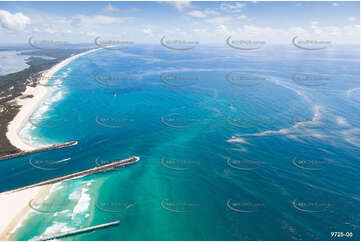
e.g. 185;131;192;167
0;48;99;240
6;48;99;150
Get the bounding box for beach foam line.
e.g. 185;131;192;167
0;140;78;161
37;220;120;241
0;185;51;241
0;156;137;238
6;48;100;151
0;48;100;240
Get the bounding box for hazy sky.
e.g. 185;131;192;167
0;1;359;44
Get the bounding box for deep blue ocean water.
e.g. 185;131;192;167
0;44;359;240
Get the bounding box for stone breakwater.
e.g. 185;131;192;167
0;141;78;161
1;156;140;195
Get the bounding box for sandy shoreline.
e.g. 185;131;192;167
6;48;99;150
0;48;99;240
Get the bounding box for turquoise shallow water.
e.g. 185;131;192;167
1;45;359;240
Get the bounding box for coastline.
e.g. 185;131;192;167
6;48;99;150
0;48;99;240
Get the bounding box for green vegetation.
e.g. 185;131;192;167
0;48;91;156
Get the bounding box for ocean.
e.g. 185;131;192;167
1;44;359;240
